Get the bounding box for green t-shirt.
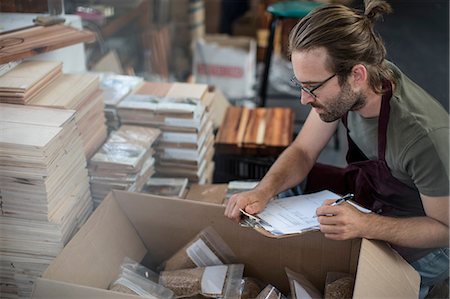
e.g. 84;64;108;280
347;62;449;197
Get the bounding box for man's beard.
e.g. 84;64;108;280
313;81;366;122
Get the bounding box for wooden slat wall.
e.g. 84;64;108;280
216;106;294;154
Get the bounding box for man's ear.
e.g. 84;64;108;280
349;64;368;89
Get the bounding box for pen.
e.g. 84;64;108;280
330;193;354;206
313;193;354;218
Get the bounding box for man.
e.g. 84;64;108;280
224;0;449;297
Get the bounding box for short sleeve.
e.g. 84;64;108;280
401;127;449;196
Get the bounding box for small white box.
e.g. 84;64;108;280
193;35;256;99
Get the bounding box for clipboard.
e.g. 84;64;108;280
238;190;371;239
239;208;319;239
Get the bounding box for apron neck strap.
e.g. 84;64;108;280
378;81;393;160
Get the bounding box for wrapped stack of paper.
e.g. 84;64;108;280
98;73;144;132
88;125;160;207
0;104;93;298
141;177;189;198
117;82;216;183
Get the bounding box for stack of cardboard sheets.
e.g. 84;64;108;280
27;73;107;159
88;125;160;207
117;82;216;183
0;104;93;298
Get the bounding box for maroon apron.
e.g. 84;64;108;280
305;82;435;262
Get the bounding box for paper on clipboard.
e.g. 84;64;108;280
239;190;371;237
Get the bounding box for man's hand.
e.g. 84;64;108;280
316;199;368;240
224;189;271;222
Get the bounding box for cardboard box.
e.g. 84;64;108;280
193;35;256;99
32;191;420;298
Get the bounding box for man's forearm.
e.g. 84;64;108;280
363;213;449;248
255;145;314;199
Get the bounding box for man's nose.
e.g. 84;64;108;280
300;90;315;105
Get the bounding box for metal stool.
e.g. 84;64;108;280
259;1;322;107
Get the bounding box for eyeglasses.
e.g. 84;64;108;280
290;73;336;98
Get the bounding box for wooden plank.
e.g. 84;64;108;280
0;25;95;64
255;108;267;145
166;82;208;100
0;121;62;148
236;107;249;147
0;103;74;127
216;106;242;145
28;74;99;109
135;82;172;97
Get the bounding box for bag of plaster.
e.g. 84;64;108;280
286;267;322;299
160;226;237;271
255;285;287;299
323;272;355;299
109;257;175;298
239;277;264;299
159;264;244;298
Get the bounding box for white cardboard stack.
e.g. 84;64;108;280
98;74;144;132
0;104;93;298
193;35;256;99
88;125;161;207
117;83;215;183
27;73;107;160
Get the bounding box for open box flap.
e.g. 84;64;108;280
43;192;147;289
32;278;141;299
353;239;420;298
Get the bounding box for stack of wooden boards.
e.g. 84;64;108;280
215;106;295;156
0;104;93;298
0;60;62;105
0;60;108;160
88;125;160;207
0;23;97;298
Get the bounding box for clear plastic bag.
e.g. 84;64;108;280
239;277;264;299
159;264;244;298
285;267;322;299
109;257;174;299
120;257;160;282
255;285;287;299
161;227;237;271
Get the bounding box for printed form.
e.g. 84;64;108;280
257;190;341;235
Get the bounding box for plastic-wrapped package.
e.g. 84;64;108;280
120;257;160;282
159;264;244;298
286;268;322;299
255;285;287;299
161;227;237;271
240;277;264;299
109;257;174;299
